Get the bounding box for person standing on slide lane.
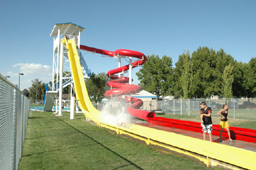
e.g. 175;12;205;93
217;104;233;142
200;102;213;142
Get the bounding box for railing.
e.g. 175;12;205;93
0;74;30;170
79;52;91;77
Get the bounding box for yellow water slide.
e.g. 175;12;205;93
61;38;100;124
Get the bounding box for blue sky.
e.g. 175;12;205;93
1;0;255;91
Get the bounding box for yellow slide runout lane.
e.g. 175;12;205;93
61;38;100;124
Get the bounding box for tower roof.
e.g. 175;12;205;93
50;22;85;36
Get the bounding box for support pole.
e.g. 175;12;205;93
78;31;81;49
118;57;121;78
173;99;175;115
180;99;182;115
55;29;60;113
58;42;64;116
70;96;75;119
52;38;55;91
129;57;132;84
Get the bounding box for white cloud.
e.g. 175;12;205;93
12;63;51;76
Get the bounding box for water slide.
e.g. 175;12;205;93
62;38;100;123
63;37;154;121
64;38;256;143
62;38;256;169
79;45;155;120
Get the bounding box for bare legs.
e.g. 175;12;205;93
220;128;223;141
220;127;233;141
226;128;233;141
203;132;212;142
209;133;212;142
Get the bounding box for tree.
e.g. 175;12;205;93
222;63;234;98
85;72;109;106
246;58;256;97
170;51;193;99
136;54;173;99
29;79;46;102
190;47;217;98
22;88;29;98
232;61;247;97
178;51;193;99
171;47;238;98
213;48;235;97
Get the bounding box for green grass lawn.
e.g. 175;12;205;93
18;111;223;170
30;103;43;107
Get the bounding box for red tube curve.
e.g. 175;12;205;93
80;45;155;120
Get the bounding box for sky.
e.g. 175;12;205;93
0;0;255;91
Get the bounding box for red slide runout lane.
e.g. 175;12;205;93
148;117;256;143
80;45;155;120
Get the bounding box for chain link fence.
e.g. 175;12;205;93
142;98;256;120
0;74;30;170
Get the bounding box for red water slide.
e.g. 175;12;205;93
80;45;155;120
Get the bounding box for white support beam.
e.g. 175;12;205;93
129;57;132;84
78;31;81;49
52;38;55;91
58;42;64;116
118;57;121;78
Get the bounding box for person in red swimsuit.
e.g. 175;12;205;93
217;104;233;142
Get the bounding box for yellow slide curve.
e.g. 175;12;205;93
62;38;100;124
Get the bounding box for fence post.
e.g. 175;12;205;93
180;99;182;115
173;99;175;115
188;99;190;116
12;89;17;170
233;99;236;119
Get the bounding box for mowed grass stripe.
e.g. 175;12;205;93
18;111;222;170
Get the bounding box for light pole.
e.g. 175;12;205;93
19;73;24;89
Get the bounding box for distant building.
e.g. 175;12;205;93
131;90;157;110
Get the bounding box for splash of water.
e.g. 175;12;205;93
100;97;134;128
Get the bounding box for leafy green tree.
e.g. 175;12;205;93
190;47;217;98
180;51;193;99
222;63;234;98
170;51;193;99
136;54;173;99
187;47;236;98
170;47;239;98
232;62;247;97
213;49;235;96
246;58;256;97
85;72;109;106
29;79;46;102
22;88;29;98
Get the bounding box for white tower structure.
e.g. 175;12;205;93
48;22;91;116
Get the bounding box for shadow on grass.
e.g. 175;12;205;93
24;131;79;140
22;145;85;157
112;164;132;170
52;113;143;170
28;117;42;119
